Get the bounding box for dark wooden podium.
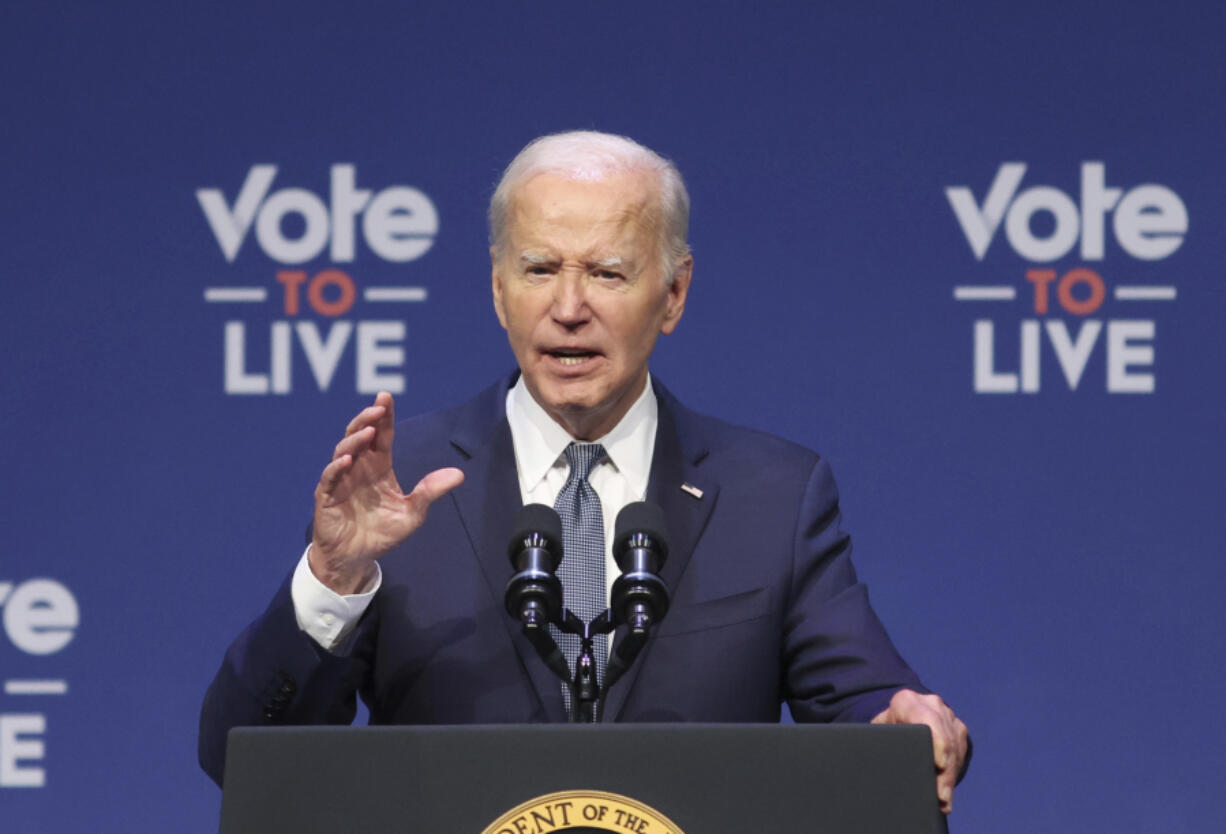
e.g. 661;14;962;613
219;724;948;833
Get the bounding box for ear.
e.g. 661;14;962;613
490;247;508;329
659;254;692;335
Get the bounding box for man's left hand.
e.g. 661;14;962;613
871;689;969;814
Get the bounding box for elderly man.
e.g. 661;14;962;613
200;131;969;812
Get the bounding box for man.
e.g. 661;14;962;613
200;131;969;812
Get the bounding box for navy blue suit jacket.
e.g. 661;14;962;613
199;376;924;785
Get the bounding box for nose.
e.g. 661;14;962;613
551;271;590;328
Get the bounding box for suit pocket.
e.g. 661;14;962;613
653;587;771;638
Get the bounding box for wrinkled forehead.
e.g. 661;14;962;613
504;171;663;245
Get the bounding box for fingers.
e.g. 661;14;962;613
328;391;396;469
333;425;376;461
407;467;466;511
338;392;397;458
872;689;967;814
929;710;952;771
371;391;396;454
317;424;379;501
936;761;956;813
929;707;965;814
344;403;385;437
316;452;354;497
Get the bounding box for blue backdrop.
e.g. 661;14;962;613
2;2;1223;831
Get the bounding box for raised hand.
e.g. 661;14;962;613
309;391;465;594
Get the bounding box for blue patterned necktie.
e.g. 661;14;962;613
552;442;607;718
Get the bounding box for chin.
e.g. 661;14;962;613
542;391;615;437
545;393;603;421
537;377;603;408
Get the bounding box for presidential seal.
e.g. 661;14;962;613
481;789;687;834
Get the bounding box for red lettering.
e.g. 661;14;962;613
1057;267;1105;316
1025;269;1057;314
307;269;356;317
275;270;308;315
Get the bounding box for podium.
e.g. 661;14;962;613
219;724;948;833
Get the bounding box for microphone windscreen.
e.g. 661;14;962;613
507;503;563;558
614;501;669;558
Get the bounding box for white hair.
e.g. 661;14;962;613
488;130;691;284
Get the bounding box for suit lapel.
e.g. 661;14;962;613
448;375;567;721
603;383;719;721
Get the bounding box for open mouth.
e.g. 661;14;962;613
546;348;600;367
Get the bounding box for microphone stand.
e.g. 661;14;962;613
555;609;615;723
507;502;670;723
509;580;623;723
529;606;656;724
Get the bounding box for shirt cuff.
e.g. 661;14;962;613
290;545;381;651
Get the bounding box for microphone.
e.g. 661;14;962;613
611;501;671;634
504;504;564;630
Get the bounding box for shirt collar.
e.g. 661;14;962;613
506;374;657;497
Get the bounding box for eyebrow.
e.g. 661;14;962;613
517;252;635;271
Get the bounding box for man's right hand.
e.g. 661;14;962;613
309;391;465;595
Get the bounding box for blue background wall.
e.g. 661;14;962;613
2;2;1223;830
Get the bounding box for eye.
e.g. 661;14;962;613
595;269;624;281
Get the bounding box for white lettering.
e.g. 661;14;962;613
1079;163;1121;260
270;321;292;394
948;163;1185;262
1019;320;1040;392
1045;320;1102;391
1005;187;1080;263
1114;185;1187;260
224;322;269;395
356;322;406;394
946;163;1026;260
1107;320;1155;393
224;321;407;395
973;319;1156;393
196;165;277;262
974;320;1018;393
200;165;437;264
255;188;330;264
329;164;371;262
0;715;45;788
1;579;78;655
296;321;353;391
363;187;438;262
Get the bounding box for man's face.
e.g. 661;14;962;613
492;171;691;440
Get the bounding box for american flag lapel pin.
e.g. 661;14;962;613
680;483;704;500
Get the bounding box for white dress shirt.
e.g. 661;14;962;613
291;376;658;650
